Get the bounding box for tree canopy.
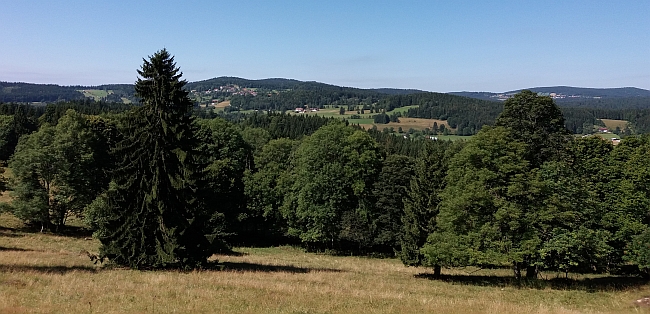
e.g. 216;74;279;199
95;49;212;269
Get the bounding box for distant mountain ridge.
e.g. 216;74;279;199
451;86;650;102
185;77;426;94
2;78;649;108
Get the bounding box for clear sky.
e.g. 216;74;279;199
1;0;648;92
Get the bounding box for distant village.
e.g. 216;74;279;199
490;92;601;101
190;84;258;98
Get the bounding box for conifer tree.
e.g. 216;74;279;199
96;49;211;269
399;140;460;273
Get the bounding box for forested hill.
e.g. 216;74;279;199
451;86;650;109
0;78;425;104
4;78;648;109
5;78;650;134
0;82;136;103
185;77;425;95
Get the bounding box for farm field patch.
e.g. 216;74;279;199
600;119;628;131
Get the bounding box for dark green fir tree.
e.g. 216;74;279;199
96;49;212;269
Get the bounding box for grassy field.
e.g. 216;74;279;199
79;90;111;101
388;105;419;114
600;119;628;131
286;106;462;135
596;133;621;140
215;100;231;109
384;117;451;130
2;213;650;313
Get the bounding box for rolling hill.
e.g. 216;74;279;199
451;86;650;109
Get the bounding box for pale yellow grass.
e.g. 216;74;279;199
0;167;13;203
1;214;650;313
0;191;12;204
215;100;231;109
600;119;628;131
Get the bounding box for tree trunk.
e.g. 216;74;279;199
513;262;522;280
433;264;441;277
525;265;537;278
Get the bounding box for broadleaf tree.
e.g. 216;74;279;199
8;110;100;231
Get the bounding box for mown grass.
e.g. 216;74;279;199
2;213;650;313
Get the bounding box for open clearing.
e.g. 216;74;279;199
358;118;455;132
211;100;231;112
79;89;111;101
215;100;231;109
287;106;460;134
1;214;650;313
600;119;628;131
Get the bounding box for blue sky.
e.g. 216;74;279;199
1;0;648;92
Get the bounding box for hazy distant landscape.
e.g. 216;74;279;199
2;78;650;138
3;0;650;312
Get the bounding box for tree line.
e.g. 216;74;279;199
2;50;650;278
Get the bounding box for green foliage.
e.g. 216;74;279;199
95;49;212;269
196;118;253;245
240;126;271;155
282;123;382;250
239;112;336;139
8;110;101;231
423;126;539;275
495;90;570;168
539;227;611;276
0;115;15;159
243;138;297;244
372;154;414;252
6;79;650;277
400;140;460;266
627;228;650;273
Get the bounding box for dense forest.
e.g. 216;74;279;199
2;50;650;279
4;79;650;136
0;82;136;103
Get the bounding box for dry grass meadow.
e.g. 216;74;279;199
215;100;231;109
2;213;650;313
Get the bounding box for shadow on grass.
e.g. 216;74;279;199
0;225;16;231
0;231;24;238
0;264;99;274
212;249;247;257
0;246;36;252
0;224;93;238
52;226;94;239
215;261;343;274
415;273;648;292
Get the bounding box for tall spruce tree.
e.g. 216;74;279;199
399;140;461;273
96;49;211;269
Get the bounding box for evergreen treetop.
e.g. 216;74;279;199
96;49;211;269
